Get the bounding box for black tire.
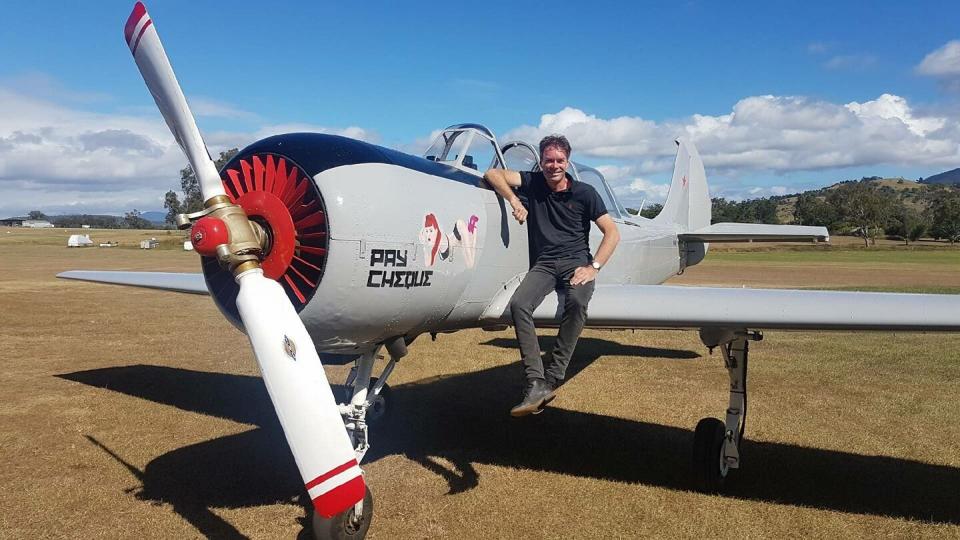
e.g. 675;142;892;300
693;417;729;493
340;378;392;426
312;486;373;540
365;378;391;426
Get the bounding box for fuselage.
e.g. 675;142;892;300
207;133;686;352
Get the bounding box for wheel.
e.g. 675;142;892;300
365;378;392;426
312;486;373;540
341;378;392;426
692;417;729;493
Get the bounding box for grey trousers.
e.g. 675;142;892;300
509;258;596;382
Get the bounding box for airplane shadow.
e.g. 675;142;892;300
58;337;960;535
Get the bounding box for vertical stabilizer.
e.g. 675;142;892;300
652;138;711;232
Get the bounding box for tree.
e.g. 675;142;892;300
887;207;927;245
794;193;840;230
711;197;779;224
166;148;239;224
123;209;153;229
826;181;895;247
163;190;183;225
639;203;663;219
27;210;47;220
930;191;960;243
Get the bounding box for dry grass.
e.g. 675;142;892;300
1;227;959;539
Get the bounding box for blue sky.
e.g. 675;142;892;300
1;0;959;216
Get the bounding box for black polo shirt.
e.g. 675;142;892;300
518;171;608;263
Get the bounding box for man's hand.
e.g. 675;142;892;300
510;197;528;224
570;265;598;286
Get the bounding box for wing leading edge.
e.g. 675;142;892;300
58;271;209;295
487;284;960;332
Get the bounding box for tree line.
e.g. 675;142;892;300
710;179;960;246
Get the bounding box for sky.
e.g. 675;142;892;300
1;0;959;217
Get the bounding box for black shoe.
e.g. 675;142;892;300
510;379;557;417
533;376;563;415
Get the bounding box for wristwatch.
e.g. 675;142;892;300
591;261;602;271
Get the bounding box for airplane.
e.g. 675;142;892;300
57;3;960;539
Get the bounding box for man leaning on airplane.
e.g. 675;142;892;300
484;135;620;416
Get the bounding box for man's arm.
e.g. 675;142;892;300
570;214;620;286
483;169;527;224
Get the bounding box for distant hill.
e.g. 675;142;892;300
141;211;167;225
771;177;956;224
920;168;960;185
45;211;170;229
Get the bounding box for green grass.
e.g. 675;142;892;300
708;248;960;265
803;285;960;294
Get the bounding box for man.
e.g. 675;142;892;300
484;135;620;416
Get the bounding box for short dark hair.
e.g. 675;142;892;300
539;134;571;159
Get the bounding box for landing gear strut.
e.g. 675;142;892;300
694;328;762;492
314;336;406;540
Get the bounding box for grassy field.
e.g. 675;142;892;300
1;227;959;539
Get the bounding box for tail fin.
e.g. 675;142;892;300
652;138;711;232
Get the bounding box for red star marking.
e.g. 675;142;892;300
681;175;688;188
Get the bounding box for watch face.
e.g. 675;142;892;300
592;262;601;270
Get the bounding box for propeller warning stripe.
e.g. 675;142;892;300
311;475;366;518
305;459;360;490
123;3;153;55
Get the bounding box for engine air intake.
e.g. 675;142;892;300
202;152;328;321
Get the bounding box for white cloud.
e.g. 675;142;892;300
251;123;378;143
504;95;959;179
824;54;877;71
0;85;379;217
188;97;258;120
917;40;960;76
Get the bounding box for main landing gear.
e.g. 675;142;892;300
312;337;406;540
693;328;762;492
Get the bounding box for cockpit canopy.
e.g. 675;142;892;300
423;124;503;175
424;123;628;219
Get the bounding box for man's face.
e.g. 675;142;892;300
540;145;569;184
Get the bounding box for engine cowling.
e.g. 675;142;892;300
203;133;504;352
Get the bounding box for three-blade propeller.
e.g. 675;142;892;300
124;2;364;517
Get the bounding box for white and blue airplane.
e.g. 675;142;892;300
59;3;960;538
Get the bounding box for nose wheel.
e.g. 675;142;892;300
312;486;373;540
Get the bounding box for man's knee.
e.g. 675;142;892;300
509;295;534;318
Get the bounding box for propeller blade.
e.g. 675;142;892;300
124;3;364;518
124;2;224;200
235;268;365;517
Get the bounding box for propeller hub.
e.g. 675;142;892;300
191;216;229;257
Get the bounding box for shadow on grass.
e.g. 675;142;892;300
58;336;960;535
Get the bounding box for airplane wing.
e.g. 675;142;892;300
57;271;209;295
679;223;829;243
483;284;960;332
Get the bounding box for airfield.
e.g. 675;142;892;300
1;227;958;539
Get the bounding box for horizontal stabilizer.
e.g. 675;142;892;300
58;271;209;295
679;223;829;243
